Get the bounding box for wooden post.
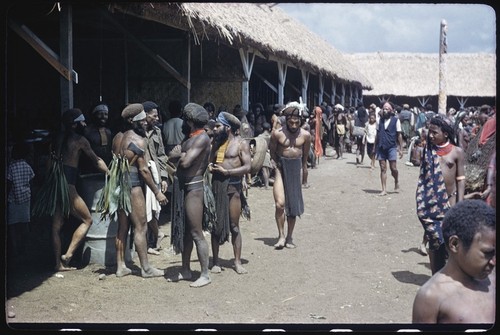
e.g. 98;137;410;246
438;19;447;115
59;3;73;113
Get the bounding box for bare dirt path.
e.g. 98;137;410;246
6;148;453;332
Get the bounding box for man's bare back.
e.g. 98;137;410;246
59;133;101;168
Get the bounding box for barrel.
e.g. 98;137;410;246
77;173;133;266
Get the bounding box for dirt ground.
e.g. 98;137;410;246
4;147;489;333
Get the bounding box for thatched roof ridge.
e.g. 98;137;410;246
110;2;373;89
345;52;495;97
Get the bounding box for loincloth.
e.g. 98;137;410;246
211;173;231;244
178;175;204;192
128;166;143;188
278;156;304;217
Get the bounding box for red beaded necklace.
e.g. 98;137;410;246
435;141;453;156
189;129;205;138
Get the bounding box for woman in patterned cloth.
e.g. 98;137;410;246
416;114;465;274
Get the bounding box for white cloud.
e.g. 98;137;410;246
279;3;496;53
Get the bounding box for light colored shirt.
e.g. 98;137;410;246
162;117;184;146
365;122;377;144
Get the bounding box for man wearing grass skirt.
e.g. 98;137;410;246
106;103;168;278
41;108;109;272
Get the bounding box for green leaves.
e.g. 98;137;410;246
32;153;70;219
96;154;132;221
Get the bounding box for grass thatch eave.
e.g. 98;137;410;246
109;2;373;89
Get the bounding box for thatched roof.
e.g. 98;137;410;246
345;52;496;97
109;2;372;89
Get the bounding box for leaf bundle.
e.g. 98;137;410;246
96;154;132;221
32;153;70;218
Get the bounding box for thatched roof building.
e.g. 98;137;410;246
111;2;372;90
345;52;496;108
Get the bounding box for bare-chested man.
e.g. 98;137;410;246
107;103;167;278
416;115;465;274
269;101;311;249
209;111;252;274
49;108;109;271
168;103;212;287
412;199;495;324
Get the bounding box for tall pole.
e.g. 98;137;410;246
438;19;447;115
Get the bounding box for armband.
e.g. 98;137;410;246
456;175;465;181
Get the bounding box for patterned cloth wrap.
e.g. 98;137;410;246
415;146;450;250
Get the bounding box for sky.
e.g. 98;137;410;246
278;3;496;54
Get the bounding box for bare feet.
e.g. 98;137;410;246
116;267;132;278
378;191;387;196
234;263;248;274
274;237;286;249
141;267;164;278
168;270;193;282
210;265;222;274
58;255;77;271
147;248;160;255
190;275;211;288
285;238;296;249
394;183;400;192
419;243;428;256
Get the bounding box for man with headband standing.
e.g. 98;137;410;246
209;111;252;274
168;103;212;287
33;108;109;271
374;101;404;196
82;103;113;173
100;103;167;278
269;101;311;249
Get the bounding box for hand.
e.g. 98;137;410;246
156;191;168;205
161;180;168;193
211;163;228;176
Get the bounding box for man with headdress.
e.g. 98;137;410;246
209;111;252;274
269;101;311;249
100;103;167;278
32;108;109;271
374;101;404;196
168;103;212;287
416;114;465;274
81;103;113;174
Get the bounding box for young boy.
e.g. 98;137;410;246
412;199;495;324
7;142;35;257
364;112;377;169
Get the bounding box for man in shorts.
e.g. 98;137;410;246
374;101;403;196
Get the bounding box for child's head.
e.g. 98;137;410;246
11;141;30;160
443;199;495;251
368;113;376;123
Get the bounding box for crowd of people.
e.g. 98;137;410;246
6;98;495;324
